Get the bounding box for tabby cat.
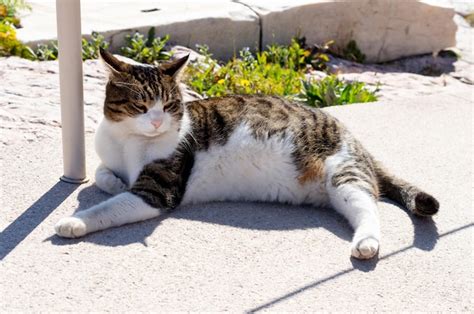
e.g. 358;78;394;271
55;49;439;259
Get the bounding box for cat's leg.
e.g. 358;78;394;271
328;183;380;259
55;151;190;238
324;141;381;259
95;163;127;195
55;192;161;238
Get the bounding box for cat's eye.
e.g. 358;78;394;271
132;103;148;113
163;102;172;112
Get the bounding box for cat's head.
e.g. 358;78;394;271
99;48;189;137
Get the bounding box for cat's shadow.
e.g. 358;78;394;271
49;185;439;262
49;184;353;247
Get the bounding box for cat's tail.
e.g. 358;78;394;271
374;162;439;216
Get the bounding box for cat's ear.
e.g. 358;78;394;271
99;48;131;74
160;54;189;80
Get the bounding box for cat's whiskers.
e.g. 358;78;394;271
180;132;195;154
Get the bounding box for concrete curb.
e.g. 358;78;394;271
17;0;457;62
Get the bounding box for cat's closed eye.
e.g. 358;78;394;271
162;102;173;112
131;103;148;113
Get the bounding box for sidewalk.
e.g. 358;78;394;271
1;91;472;311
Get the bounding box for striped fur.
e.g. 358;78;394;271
55;50;439;259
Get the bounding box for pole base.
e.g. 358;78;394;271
60;175;89;184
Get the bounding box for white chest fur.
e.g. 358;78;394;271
181;123;328;206
94;119;179;186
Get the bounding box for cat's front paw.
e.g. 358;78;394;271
351;237;379;259
95;167;127;195
55;216;87;238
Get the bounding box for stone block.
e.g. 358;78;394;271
239;0;457;62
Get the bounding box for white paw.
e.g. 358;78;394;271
351;237;379;259
55;216;87;238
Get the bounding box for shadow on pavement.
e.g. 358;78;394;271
47;191;440;257
49;185;166;247
175;202;352;240
48;197;353;247
0;181;78;260
248;222;473;313
383;199;439;251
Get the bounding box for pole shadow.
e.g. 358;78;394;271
248;222;471;313
348;199;439;272
0;181;78;260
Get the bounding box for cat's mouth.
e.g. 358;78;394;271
142;130;166;138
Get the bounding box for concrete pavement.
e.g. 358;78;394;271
1;91;472;311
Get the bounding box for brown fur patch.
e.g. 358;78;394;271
298;158;325;185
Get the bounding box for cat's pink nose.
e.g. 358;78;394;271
151;119;162;129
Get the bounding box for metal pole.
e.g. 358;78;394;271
56;0;88;184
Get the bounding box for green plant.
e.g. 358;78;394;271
185;39;315;98
0;0;30;27
185;40;378;108
0;21;35;59
310;40;333;71
0;0;30;16
82;31;109;60
185;43;306;98
300;76;378;108
35;41;58;61
34;31;109;61
121;27;172;64
0;0;35;59
342;40;366;63
265;38;311;71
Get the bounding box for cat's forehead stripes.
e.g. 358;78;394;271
103;67;184;122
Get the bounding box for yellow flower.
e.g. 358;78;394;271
217;79;225;84
239;79;250;87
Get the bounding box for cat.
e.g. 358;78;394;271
54;48;439;259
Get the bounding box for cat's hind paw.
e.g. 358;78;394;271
351;237;379;259
55;216;87;238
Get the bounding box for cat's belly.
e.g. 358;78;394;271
181;124;329;206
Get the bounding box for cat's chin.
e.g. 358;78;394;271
141;131;166;138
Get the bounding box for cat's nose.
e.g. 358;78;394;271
151;119;162;129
